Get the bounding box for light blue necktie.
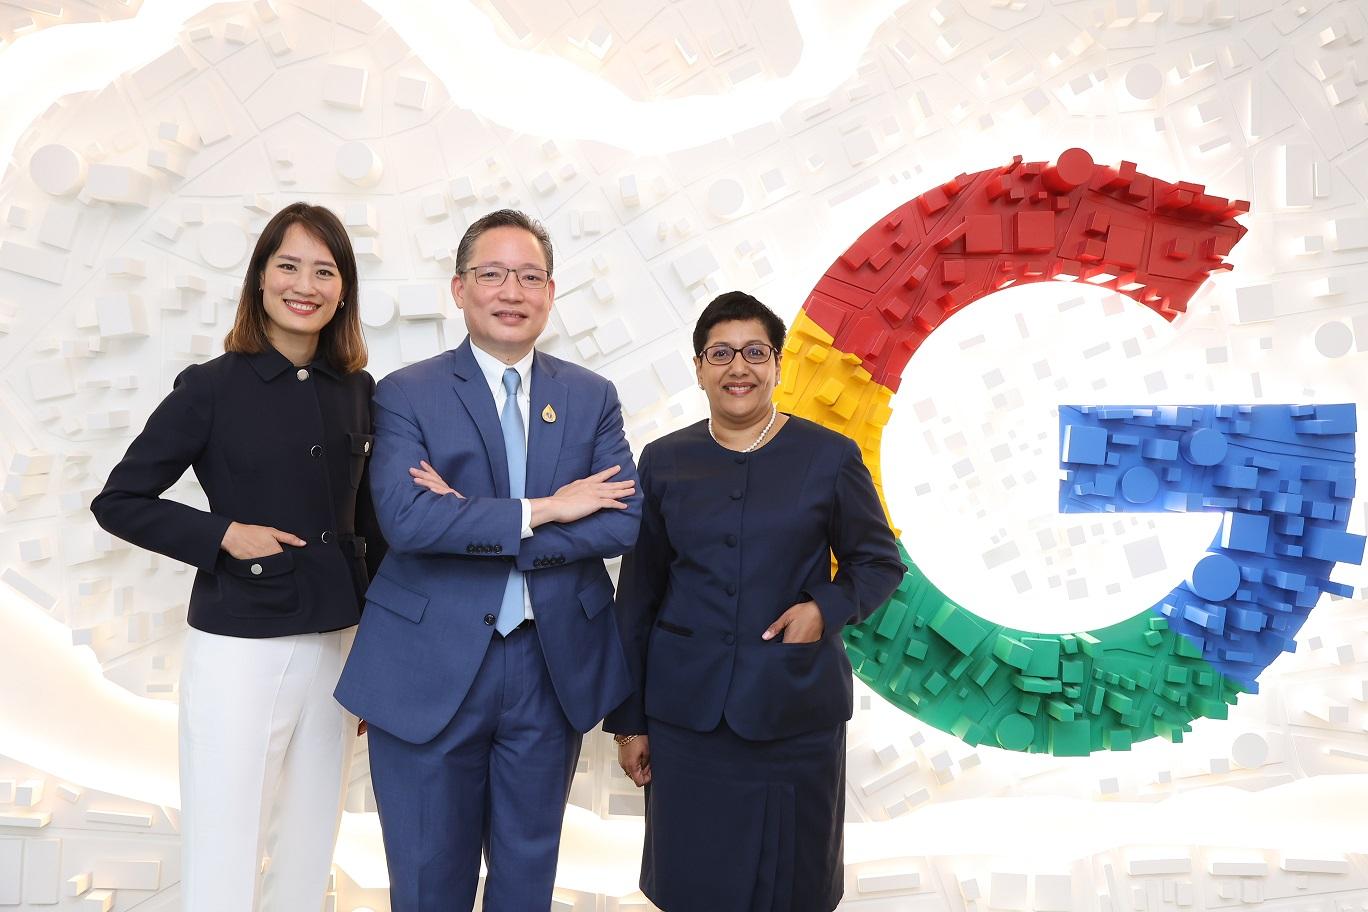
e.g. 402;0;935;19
495;368;526;636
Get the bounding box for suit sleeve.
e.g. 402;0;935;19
603;443;669;735
805;437;906;631
356;373;388;578
368;374;524;556
89;363;233;573
512;380;642;571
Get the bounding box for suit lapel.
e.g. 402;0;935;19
526;352;566;499
450;339;510;497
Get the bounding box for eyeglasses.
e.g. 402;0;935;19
460;264;551;290
698;342;777;366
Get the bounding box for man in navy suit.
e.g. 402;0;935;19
335;209;640;910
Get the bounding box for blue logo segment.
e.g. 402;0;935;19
1059;404;1364;690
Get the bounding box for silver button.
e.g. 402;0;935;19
296;368;309;381
250;563;263;575
310;444;323;457
321;531;334;544
363;441;371;453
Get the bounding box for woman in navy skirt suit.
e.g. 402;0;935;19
606;291;905;911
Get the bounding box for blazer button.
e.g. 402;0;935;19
321;531;334;544
725;534;737;547
310;444;323;457
725;583;737;596
483;613;496;625
734;456;745;465
250;563;263;576
296;368;309;381
730;489;743;500
467;545;476;553
364;441;371;453
494;545;503;553
724;633;735;645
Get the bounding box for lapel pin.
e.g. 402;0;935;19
542;404;557;423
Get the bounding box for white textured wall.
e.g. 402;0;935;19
0;0;1365;909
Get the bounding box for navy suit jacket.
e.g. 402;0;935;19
335;340;641;743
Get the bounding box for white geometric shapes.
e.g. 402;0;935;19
395;75;430;110
1313;320;1353;358
96;294;148;339
66;872;92;896
30;144;86;196
619;174;640;208
670;246;720;288
421;192;447;220
198;221;249;270
359;288;396;328
855;866;921;894
0;838;20;904
344;202;378;235
1127;851;1191;875
157;120;197;148
27;359;74;401
85;810;153;827
131;45;198;97
397;285;444;321
182;78;232;146
1033;874;1073;911
18;536;53;562
264;26;292;56
1280;855;1350;874
323;63;369;111
78;890;114;911
1231;732;1269;768
21;837;60;904
38;203;81;250
706;177;746;219
224;19;251;45
531;171;557;196
0;241;66;283
616;366;661;416
86;164;151;207
1279;144;1316;209
988;871;1027;910
1328;216;1368;250
147;146;191;178
354;236;383;262
1232;283;1275;323
397;320;442;363
220;41;275;101
92;859;161;890
337;141;383;185
14;779;43;806
450;176;477;206
593;318;631;355
0;812;51;828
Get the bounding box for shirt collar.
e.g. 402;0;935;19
469;342;533;398
244;345;341;382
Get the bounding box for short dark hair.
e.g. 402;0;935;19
692;291;786;357
454;209;554;276
224;202;367;373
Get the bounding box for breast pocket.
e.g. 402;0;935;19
346;433;374;489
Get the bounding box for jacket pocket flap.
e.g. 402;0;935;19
366;573;429;623
224;550;294;579
348;432;375;456
578;573;615;619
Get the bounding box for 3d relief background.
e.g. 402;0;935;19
0;0;1366;909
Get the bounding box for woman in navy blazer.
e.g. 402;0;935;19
91;203;384;912
606;292;905;911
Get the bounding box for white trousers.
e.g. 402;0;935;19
179;627;358;912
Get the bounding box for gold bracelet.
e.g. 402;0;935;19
613;733;640;745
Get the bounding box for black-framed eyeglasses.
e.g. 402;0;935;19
460;264;550;290
698;342;777;366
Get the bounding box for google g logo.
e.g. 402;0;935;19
780;149;1366;756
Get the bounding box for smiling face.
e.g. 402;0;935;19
259;222;344;358
451;225;555;364
695;318;781;428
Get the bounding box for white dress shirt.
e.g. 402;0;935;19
470;342;535;620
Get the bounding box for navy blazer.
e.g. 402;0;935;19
90;348;386;638
605;416;905;741
334;340;641;743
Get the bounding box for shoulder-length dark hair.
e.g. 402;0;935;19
224;202;367;373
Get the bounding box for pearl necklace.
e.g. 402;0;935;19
710;404;778;453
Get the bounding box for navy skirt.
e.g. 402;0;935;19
641;717;845;912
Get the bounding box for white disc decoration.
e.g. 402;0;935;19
706;177;746;219
198;221;249;271
337;141;383;186
1314;320;1353;358
359;288;397;329
30;143;87;196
